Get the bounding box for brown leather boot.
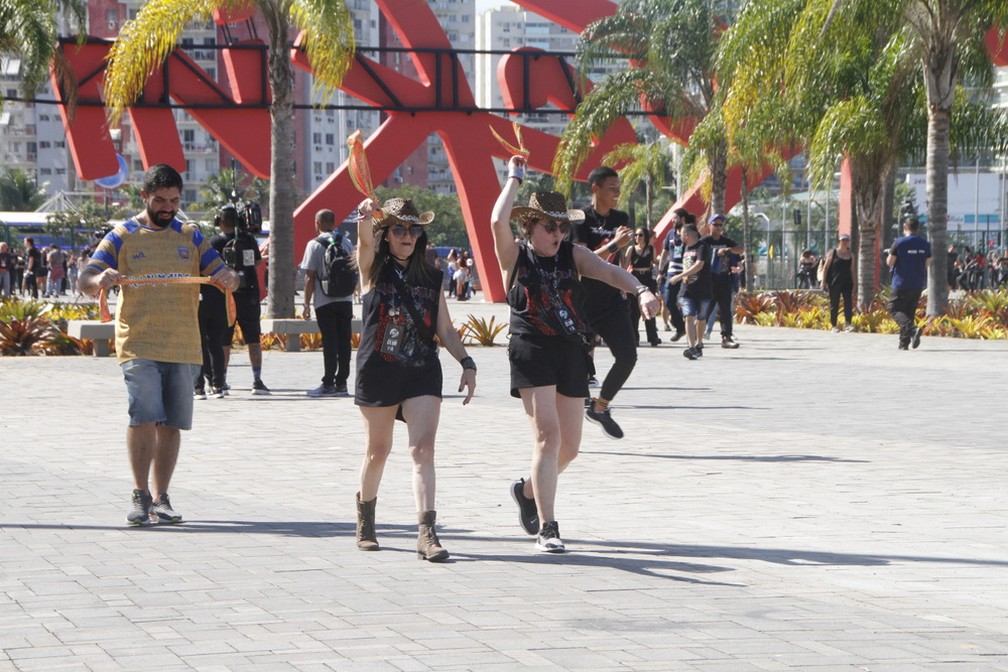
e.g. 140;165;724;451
356;493;379;551
416;510;449;562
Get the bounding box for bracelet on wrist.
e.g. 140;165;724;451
608;242;618;253
460;356;477;372
635;285;649;296
507;171;524;184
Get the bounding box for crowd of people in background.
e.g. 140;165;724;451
947;244;1008;291
0;238;90;300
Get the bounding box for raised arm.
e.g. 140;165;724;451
356;198;378;291
490;156;524;280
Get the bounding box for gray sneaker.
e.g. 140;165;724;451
126;489;154;526
308;384;339;397
152;493;182;524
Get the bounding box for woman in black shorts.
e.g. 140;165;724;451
354;197;477;562
490;156;659;553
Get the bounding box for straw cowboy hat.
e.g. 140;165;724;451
510;191;585;224
372;197;435;234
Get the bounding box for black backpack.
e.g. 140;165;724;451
221;233;259;291
318;232;357;297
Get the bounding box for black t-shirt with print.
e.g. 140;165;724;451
680;240;712;300
699;234;738;275
571;207;631;319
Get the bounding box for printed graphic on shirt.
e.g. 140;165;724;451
371;277;439;366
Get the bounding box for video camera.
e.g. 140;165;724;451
215;199;263;236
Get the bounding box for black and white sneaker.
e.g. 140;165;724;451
587;375;599;387
126;489;154;526
585;404;624;439
193;387;207;400
911;326;923;349
683;346;698;360
510;479;539;536
535;521;565;553
152;493;182;524
722;336;740;349
251;379;271;395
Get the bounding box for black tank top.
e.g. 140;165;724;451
629;246;653;271
828;250;853;287
358;260;441;369
507;241;588;339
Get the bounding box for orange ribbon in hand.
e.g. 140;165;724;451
490;121;530;159
99;276;236;326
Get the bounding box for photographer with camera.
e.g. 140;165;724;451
212;202;270;395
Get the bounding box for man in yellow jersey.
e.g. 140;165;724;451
79;164;239;526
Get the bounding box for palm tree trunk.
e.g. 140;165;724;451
741;169;754;290
852;164;890;311
925;106;950;317
264;2;296;319
710;141;728;217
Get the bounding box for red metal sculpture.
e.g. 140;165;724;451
50;1;1008;301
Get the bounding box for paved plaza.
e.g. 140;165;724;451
3;300;1008;671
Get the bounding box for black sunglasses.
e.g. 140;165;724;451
711;222;724;227
390;224;424;238
540;220;571;235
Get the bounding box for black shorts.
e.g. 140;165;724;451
355;358;443;408
508;333;590;399
225;291;262;343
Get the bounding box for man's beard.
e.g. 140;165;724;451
146;206;176;227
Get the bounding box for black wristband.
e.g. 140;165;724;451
460;356;477;372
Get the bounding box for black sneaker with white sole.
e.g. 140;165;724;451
585;403;624;439
911;326;923;349
510;479;539;536
535;521;565;553
251;379;271;395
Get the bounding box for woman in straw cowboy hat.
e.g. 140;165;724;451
490;156;660;553
353;196;478;562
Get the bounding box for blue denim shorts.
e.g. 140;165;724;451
678;296;712;319
121;360;201;430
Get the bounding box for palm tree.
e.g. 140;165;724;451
193;168;271;219
795;0;1008;312
552;0;735;214
893;0;1008;315
718;0;924;307
0;0;85;115
0;168;48;210
601;137;674;228
102;0;355;318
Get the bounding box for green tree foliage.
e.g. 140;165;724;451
44;199;129;250
192;168;271;219
0;169;47;211
0;0;85;115
103;0;355;318
553;0;735;214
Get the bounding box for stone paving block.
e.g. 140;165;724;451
3;320;1008;670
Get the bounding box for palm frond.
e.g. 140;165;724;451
103;0;223;124
290;0;355;98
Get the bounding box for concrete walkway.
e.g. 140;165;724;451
2;300;1008;671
